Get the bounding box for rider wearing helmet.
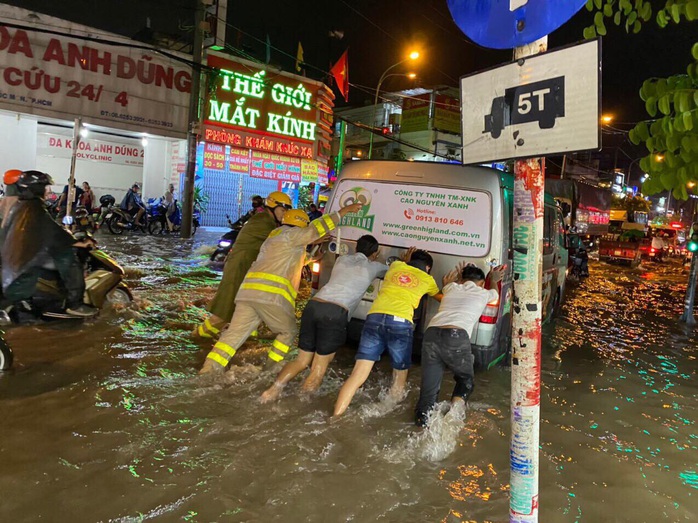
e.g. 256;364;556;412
0;171;98;318
200;200;363;374
195;191;293;339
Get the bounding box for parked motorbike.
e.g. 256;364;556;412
0;235;132;325
71;205;96;234
93;195;116;230
210;214;246;262
105;206;148;234
149;200;201;236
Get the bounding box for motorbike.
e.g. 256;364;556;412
149;199;201;236
71;205;96;234
105;206;149;234
0;235;132;325
93;195;116;230
210;214;247;262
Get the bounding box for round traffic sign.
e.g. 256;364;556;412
447;0;588;50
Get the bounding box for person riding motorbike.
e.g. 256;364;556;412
194;191;293;339
119;183;146;227
0;171;98;318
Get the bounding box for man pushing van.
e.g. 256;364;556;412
199;201;363;374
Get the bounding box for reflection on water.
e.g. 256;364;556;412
0;237;696;522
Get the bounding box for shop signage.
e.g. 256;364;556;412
327;180;492;257
400;93;430;134
301;159;319;182
249;151;301;182
433;94;461;134
37;132;144;166
203;142;225;170
229;146;251;173
205;52;323;148
203;124;314;159
0;6;190;137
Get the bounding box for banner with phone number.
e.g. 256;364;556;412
327;180;492;257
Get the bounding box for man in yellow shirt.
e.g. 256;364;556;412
334;248;442;416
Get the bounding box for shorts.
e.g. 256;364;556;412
355;313;414;370
298;299;348;355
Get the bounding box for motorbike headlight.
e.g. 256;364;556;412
219;240;232;248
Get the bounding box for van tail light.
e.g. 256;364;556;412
311;263;321;290
479;276;502;325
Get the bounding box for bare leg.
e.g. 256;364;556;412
301;353;336;393
333;360;375;417
260;350;314;403
389;369;409;400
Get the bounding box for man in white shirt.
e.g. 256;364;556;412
414;263;505;427
261;235;387;402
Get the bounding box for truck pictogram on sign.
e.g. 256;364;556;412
483;76;565;139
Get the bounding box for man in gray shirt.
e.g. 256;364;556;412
261;235;386;402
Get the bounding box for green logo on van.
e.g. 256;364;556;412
339;186;375;232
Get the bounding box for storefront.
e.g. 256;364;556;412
199;52;334;226
0;5;190;205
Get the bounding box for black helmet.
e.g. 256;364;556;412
99;194;115;206
16;170;54;200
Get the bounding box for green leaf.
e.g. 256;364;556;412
687;0;698;21
685;111;695;131
693;43;698;61
640;156;651;172
594;0;602;9
694;91;698;108
620;0;632;15
678;166;689;184
665;150;677;167
667;134;679;152
586;0;595;11
674;114;685;132
583;25;597;39
645;97;658;117
594;12;607;34
656;79;667;97
637;121;650;141
627;10;638;24
646;137;655;152
661;171;676;191
633;20;642;32
614;10;622;24
684;135;695;152
604;3;613;16
658;95;672;115
688;63;698;81
670;4;681;23
641;3;652;21
657;10;668;27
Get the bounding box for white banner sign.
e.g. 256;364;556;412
37;133;144;167
460;39;600;164
0;6;190;137
327;179;492;257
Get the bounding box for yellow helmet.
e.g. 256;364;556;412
266;191;292;210
282;209;310;228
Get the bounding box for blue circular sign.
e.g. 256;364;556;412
447;0;588;50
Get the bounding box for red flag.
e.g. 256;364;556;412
330;50;349;102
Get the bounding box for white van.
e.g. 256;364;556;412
313;160;568;370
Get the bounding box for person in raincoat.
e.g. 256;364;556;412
199;201;363;374
194;191;293;340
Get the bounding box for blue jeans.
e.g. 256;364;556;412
355;313;414;370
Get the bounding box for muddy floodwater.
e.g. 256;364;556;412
0;230;696;522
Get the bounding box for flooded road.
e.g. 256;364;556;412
0;232;696;522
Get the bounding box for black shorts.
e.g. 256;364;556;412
298;299;348;355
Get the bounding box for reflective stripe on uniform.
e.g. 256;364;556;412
207;352;229;367
313;219;327;235
269;229;283;238
322;214;336;231
204;319;220;334
246;272;297;299
213;341;237;357
272;339;290;353
239;283;295;306
198;324;213;338
268;351;284;362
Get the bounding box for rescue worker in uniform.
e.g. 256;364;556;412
199;201;363;374
195;192;292;339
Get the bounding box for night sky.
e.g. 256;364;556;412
5;1;696;137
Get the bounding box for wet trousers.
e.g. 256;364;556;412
4;249;85;308
415;327;475;426
204;301;297;369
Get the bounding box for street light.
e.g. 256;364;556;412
368;51;421;159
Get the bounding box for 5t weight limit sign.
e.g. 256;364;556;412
460;39;600;164
484;77;565;139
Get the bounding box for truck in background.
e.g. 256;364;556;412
598;209;649;267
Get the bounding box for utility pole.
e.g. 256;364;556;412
180;0;206;238
63;117;82;227
680;223;698;324
510;36;547;523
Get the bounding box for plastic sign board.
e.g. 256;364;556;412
447;0;588;49
460;39;600;165
326;179;492;257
